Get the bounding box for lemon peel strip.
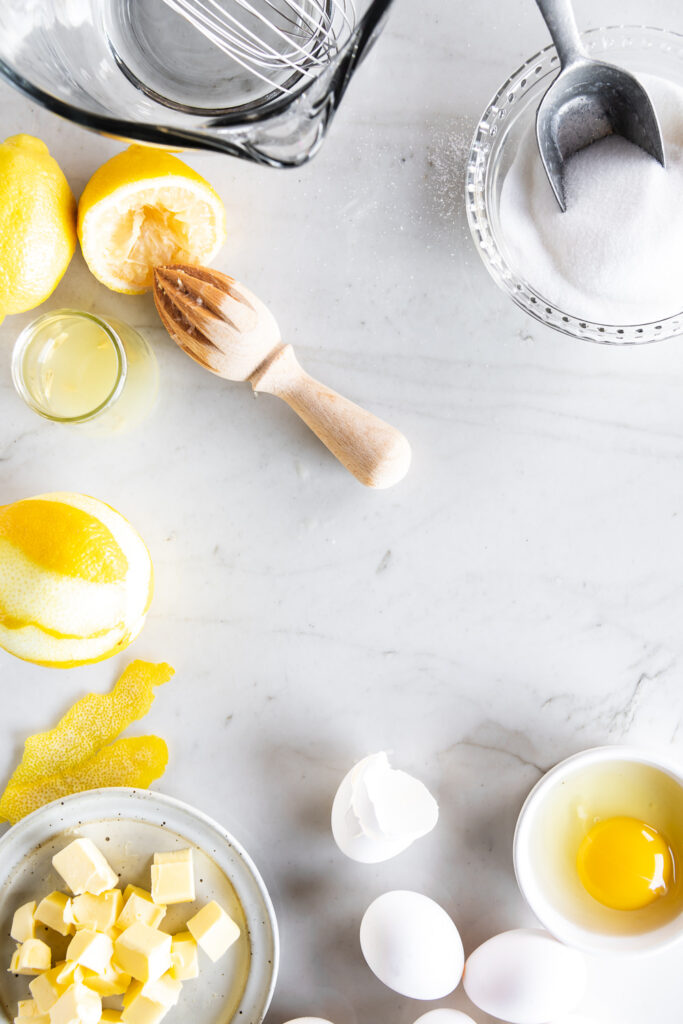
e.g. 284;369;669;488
0;736;169;824
0;499;128;583
3;659;174;790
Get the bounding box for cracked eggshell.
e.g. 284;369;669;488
360;890;464;1000
463;929;587;1024
331;752;438;863
413;1013;477;1024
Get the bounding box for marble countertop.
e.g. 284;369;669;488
2;0;683;1021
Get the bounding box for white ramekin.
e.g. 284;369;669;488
513;745;683;955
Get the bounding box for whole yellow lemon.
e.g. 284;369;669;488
0;493;153;668
0;135;76;322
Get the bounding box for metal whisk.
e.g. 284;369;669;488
160;0;357;94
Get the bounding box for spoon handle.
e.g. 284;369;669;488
535;0;584;66
250;344;411;489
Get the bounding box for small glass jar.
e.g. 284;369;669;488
12;309;159;434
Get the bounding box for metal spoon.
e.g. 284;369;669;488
535;0;665;210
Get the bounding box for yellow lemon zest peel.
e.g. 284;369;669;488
0;660;174;823
0;499;128;583
0;737;168;825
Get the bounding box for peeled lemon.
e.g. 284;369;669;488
0;135;76;323
0;493;153;668
78;145;227;294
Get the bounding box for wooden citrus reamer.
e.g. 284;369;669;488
153;265;411;489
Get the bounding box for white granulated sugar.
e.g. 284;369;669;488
499;75;683;324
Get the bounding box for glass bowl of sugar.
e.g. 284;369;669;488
466;25;683;344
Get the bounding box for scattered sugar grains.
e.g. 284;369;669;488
499;75;683;324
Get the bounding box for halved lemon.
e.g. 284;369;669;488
78;145;227;294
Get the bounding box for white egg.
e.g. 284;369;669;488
413;1012;477;1024
360;890;464;999
463;928;587;1024
549;1018;601;1024
281;1019;335;1024
331;752;439;863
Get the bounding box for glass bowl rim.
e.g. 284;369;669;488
0;0;394;153
465;24;683;345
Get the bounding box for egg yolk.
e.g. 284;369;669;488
576;816;674;911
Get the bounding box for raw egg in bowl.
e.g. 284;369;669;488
513;746;683;954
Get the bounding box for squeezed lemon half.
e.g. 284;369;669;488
78;145;227;294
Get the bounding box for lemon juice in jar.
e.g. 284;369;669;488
12;309;158;433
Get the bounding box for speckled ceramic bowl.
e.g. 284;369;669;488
466;25;683;344
0;788;278;1024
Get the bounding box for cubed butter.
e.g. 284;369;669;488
11;902;36;943
71;891;122;934
119;989;168;1024
81;960;131;998
150;850;194;906
187;901;240;963
15;999;48;1021
114;924;171;984
100;1013;123;1023
48;984;101;1024
116;888;165;932
17;999;41;1017
30;965;69;1012
52;840;118;897
54;963;84;988
35;893;74;937
66;930;113;975
10;939;52;976
121;982;141;1010
140;973;181;1008
169;932;198;981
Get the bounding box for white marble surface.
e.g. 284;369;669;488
1;1;683;1022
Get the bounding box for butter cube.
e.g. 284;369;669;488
54;963;84;988
66;930;113;975
169;932;198;981
81;960;131;997
187;901;240;963
121;982;141;1010
15;999;49;1022
119;989;168;1024
116;888;165;932
114;924;171;984
11;902;36;943
30;965;69;1012
53;840;118;897
48;984;101;1024
35;893;74;937
10;939;52;975
140;973;181;1008
71;891;122;934
17;999;42;1018
100;1013;122;1023
150;850;194;906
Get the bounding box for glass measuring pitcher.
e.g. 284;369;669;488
0;0;394;167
